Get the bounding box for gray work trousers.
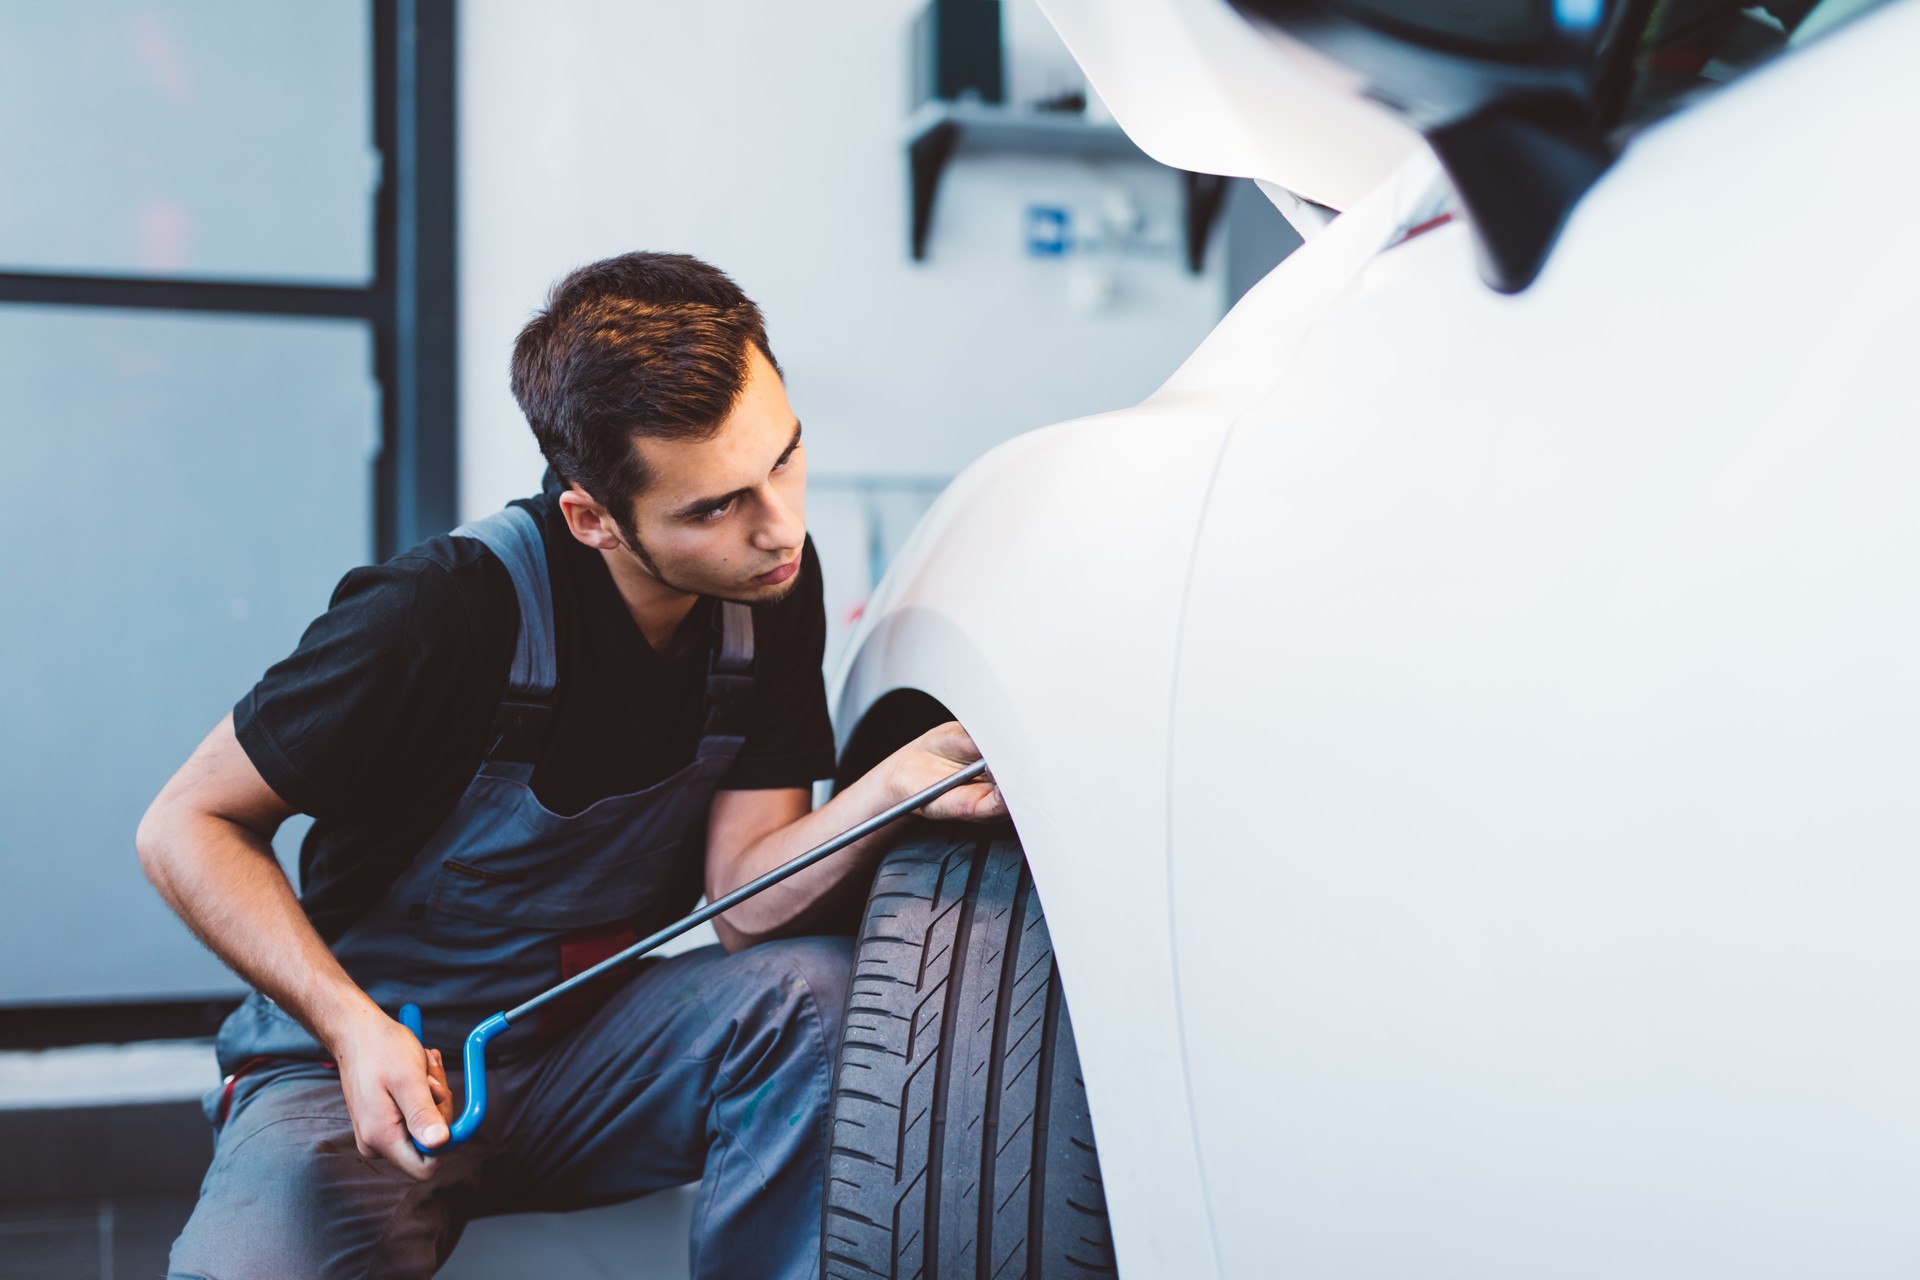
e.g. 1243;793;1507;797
168;937;852;1280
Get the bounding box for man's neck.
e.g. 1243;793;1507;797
598;544;701;652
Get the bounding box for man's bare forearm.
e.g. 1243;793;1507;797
138;806;379;1054
708;765;911;947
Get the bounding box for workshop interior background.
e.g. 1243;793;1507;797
0;1;1298;1276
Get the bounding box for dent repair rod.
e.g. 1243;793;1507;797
401;757;991;1154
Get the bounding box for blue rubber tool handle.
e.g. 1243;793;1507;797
398;1003;510;1155
395;758;989;1154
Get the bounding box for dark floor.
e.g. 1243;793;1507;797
0;1197;187;1280
0;1188;696;1280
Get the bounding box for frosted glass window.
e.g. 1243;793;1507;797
0;2;375;283
0;305;377;1002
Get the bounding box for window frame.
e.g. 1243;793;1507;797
0;0;457;562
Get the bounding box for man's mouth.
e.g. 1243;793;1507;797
753;558;799;586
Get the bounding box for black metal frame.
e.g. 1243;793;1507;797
0;0;457;560
0;998;243;1052
371;0;460;557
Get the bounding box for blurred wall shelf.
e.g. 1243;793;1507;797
905;99;1229;274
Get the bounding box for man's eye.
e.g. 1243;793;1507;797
773;449;797;471
697;500;733;522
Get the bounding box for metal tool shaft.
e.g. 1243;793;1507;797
403;757;993;1154
504;758;990;1022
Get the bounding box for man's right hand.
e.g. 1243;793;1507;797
330;1006;455;1181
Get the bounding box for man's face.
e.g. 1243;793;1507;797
614;346;808;604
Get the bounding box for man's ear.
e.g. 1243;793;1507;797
557;485;624;552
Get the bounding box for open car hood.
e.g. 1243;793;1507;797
1037;0;1422;211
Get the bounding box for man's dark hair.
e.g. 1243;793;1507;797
510;251;780;527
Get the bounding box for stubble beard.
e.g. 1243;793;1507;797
617;519;802;606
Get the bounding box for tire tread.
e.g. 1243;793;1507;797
823;821;1119;1279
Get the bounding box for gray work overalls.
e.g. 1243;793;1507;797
173;505;851;1280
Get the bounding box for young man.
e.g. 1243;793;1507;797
138;251;1003;1279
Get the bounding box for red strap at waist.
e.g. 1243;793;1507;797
217;1054;337;1124
537;927;642;1037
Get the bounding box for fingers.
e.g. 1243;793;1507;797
365;1062;446;1176
902;722;1003;821
921;781;1007;823
377;1130;438;1180
380;1139;438;1181
426;1049;455;1126
360;1080;444;1176
970;782;1008;819
365;1101;445;1182
347;1082;440;1180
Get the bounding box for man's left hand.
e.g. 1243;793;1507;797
889;721;1006;823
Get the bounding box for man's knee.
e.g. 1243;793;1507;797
751;933;855;1047
172;1113;361;1278
701;934;854;1071
170;1074;470;1279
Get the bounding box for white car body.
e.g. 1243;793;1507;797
830;1;1920;1274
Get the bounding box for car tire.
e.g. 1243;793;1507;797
823;820;1120;1279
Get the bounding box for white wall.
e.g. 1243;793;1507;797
457;0;1227;648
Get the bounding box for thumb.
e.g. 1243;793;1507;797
401;1079;450;1149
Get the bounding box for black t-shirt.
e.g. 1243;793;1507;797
234;482;836;942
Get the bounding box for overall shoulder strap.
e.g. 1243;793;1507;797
451;505;556;770
703;602;757;739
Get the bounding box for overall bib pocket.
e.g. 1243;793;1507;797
425;841;687;933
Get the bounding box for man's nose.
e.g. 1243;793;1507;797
751;485;805;552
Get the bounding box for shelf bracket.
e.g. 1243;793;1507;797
910;121;962;262
906;103;1230;273
1182;171;1231;275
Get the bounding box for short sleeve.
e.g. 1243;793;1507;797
232;551;513;820
719;536;837;790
